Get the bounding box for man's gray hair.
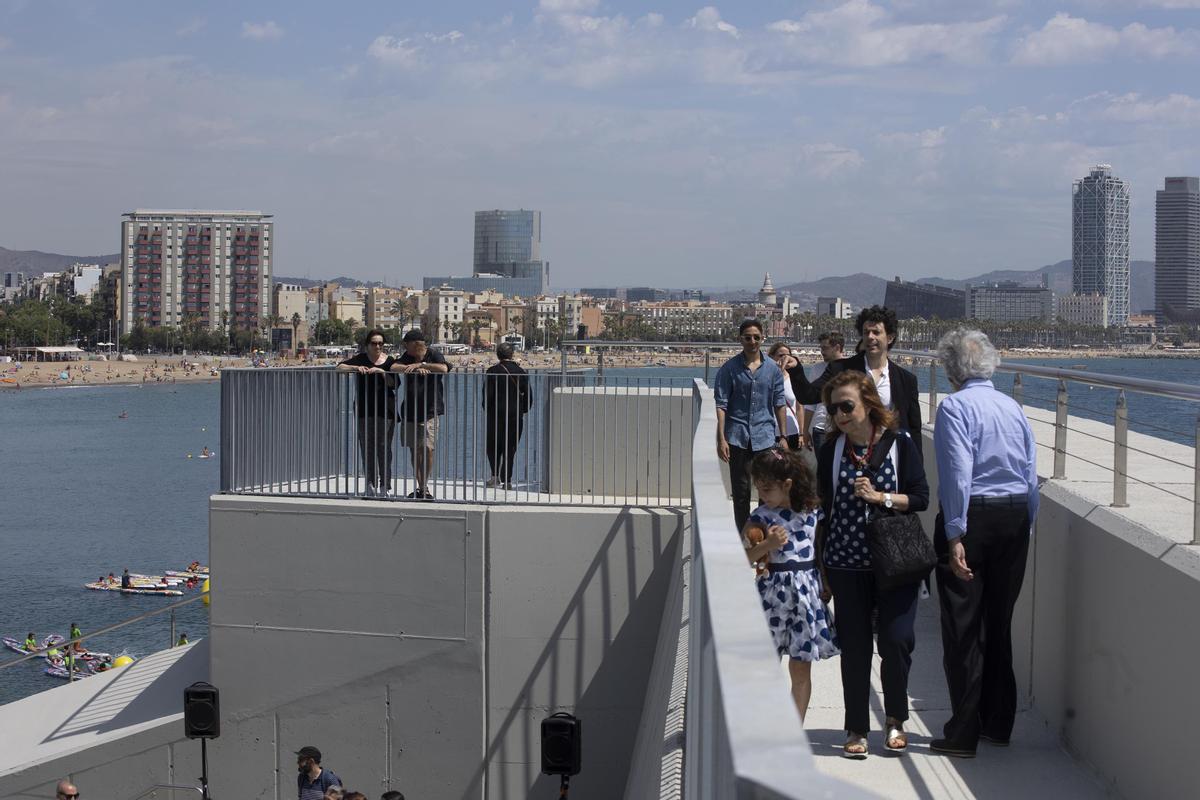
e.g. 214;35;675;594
937;328;1000;385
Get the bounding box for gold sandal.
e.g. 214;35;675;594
843;733;868;759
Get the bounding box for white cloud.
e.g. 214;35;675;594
688;7;740;38
367;36;423;69
767;0;1006;67
241;21;284;41
1012;13;1197;65
425;30;464;44
177;17;206;37
1093;92;1200;125
0;34;10;50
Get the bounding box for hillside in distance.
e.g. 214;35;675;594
0;246;119;274
774;259;1156;314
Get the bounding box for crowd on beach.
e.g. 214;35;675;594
717;306;1038;760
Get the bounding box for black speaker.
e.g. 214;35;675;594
184;681;220;739
540;712;581;776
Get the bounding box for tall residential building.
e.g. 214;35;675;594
1155;176;1200;324
967;282;1055;323
884;277;966;320
1072;165;1130;327
120;210;273;335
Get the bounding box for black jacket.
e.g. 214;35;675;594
788;353;923;453
816;429;929;526
483;359;532;419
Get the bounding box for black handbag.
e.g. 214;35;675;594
863;432;936;590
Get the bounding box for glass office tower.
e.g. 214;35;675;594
473;210;549;290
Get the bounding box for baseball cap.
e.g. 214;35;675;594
402;329;426;343
295;745;322;762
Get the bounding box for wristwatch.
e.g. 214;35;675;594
883;493;894;509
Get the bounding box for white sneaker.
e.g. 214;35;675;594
363;485;378;498
485;477;500;488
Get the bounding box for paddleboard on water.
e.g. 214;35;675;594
1;635;61;654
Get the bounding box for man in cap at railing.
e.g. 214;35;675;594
929;328;1039;759
396;329;451;500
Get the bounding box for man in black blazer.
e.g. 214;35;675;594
789;305;923;452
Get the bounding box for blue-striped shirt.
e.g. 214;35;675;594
933;378;1039;540
713;352;787;451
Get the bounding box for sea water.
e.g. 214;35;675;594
0;357;1197;704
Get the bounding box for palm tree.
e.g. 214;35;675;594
290;312;302;352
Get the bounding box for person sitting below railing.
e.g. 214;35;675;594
929;328;1039;759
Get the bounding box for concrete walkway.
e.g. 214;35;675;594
804;583;1110;799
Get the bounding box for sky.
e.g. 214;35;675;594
2;1;1199;289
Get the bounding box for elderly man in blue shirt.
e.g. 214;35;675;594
930;328;1039;758
713;318;791;532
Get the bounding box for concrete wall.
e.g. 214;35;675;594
207;495;684;800
548;387;693;499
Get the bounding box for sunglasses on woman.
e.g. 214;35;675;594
826;400;857;416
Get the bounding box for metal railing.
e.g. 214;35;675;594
220;366;696;506
560;339;774;384
892;348;1200;544
0;593;207;681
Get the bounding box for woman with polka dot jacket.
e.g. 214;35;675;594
816;370;929;760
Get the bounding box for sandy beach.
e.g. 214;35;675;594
1;346;1192;390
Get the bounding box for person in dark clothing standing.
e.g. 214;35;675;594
929;329;1039;759
337;330;401;498
483;342;532;489
789;306;923;452
816;370;929;758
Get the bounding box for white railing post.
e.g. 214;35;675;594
1112;390;1129;508
928;360;938;424
1053;379;1068;480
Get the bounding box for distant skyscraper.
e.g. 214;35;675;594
1155;176;1200;324
1072;165;1130;327
121;209;273;335
473;209;549;289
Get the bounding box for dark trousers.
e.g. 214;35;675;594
826;568;920;736
810;429;826;453
729;445;773;532
934;505;1030;746
356;415;396;489
486;414;524;483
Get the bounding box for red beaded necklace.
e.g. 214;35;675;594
846;425;878;472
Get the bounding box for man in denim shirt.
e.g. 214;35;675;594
714;318;790;531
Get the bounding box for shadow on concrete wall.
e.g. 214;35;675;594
462;509;683;799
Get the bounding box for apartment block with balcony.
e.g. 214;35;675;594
120;210;273;335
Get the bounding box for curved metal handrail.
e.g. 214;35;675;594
892;348;1200;403
0;592;207;672
127;784;203;799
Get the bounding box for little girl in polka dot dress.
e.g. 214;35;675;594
743;448;840;720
